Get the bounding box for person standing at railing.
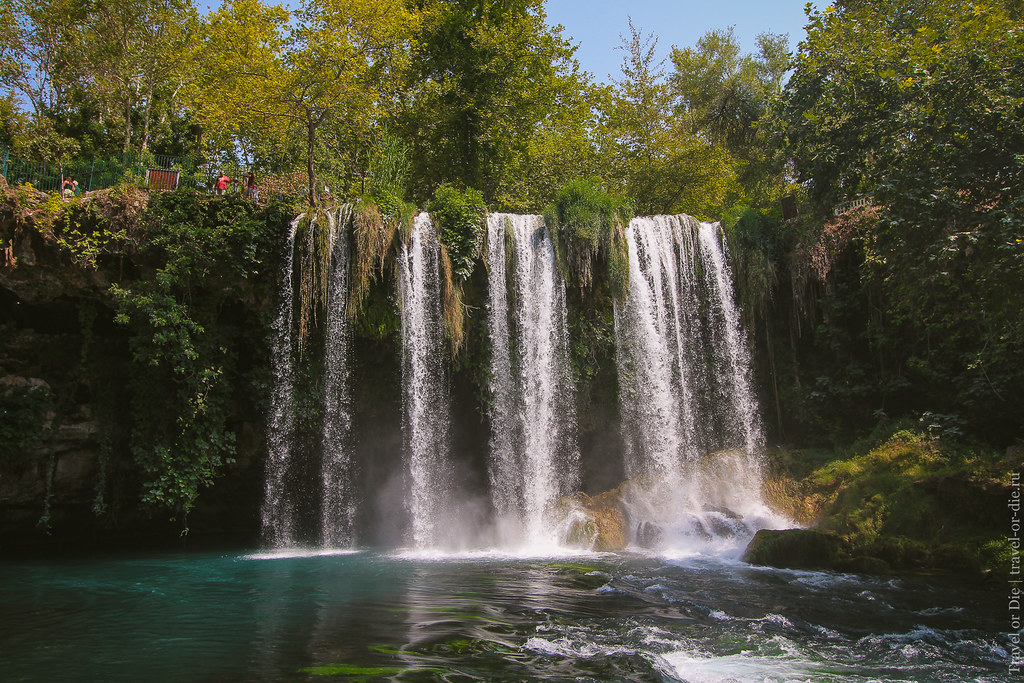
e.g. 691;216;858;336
61;176;78;198
244;172;258;200
213;172;231;195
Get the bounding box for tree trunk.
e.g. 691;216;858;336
141;82;153;153
307;119;317;206
123;100;133;153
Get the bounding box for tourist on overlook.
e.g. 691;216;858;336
244;172;258;200
61;176;78;198
214;172;231;196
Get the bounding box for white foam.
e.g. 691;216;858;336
243;548;363;560
523;636;632;659
656;648;827;683
387;545;609;562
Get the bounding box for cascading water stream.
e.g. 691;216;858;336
262;217;301;548
320;204;356;548
613;215;774;545
262;207;357;549
486;214;579;546
613;215;699;482
695;221;764;475
262;208;778;552
398;213;454;548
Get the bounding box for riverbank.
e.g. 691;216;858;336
754;429;1019;577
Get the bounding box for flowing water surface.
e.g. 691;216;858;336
0;549;1010;682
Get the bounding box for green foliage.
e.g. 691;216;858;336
1;0;199;157
193;0;416;205
108;189;285;520
768;0;1024;443
145;190;282;281
0;94;31;153
111;282;236;519
349;280;401;340
545;178;632;300
0;384;53;460
401;0;585;206
603;21;742;218
798;430;1011;573
428;183;486;281
722;205;787;327
365;131;410;216
671;28;789;153
52;200;129;268
36;191;64;229
669;28;791;209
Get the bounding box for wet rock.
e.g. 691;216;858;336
635;521;663;548
686;516;713;541
53;450;98;498
560;489;628;551
701;504;741;520
742;528;846;570
705;515;739;539
0;375;50;391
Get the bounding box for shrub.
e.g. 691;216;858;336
544;178;632;300
428;183;486;281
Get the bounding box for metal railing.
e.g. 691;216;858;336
834;196;874;215
0;147;209;194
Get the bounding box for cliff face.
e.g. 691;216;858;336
0;184;286;549
0;188;626;550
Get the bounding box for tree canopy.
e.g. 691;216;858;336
754;0;1024;443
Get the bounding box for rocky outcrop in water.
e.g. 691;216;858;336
753;432;1020;576
742;528;845;570
560;488;629;551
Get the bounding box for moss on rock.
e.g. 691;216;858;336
761;429;1020;576
742;528;846;570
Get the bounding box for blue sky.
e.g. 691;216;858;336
544;0;816;83
197;0;816;83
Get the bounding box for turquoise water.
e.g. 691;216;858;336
0;549;1011;681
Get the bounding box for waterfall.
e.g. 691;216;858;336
613;215;700;482
262;207;357;549
261;208;778;552
694;222;763;473
398;214;454;548
320;205;356;548
262;217;301;548
486;214;579;546
613;215;769;544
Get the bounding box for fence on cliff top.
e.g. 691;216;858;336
0;147;216;194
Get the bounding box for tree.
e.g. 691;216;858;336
604;20;736;218
1;0;200;156
0;0;81;121
671;28;788;153
189;0;291;172
774;0;1024;441
86;0;200;153
0;93;31;152
192;0;415;205
400;0;584;207
670;28;790;206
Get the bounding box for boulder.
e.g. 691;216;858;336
560;489;628;551
634;521;663;548
742;528;846;570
